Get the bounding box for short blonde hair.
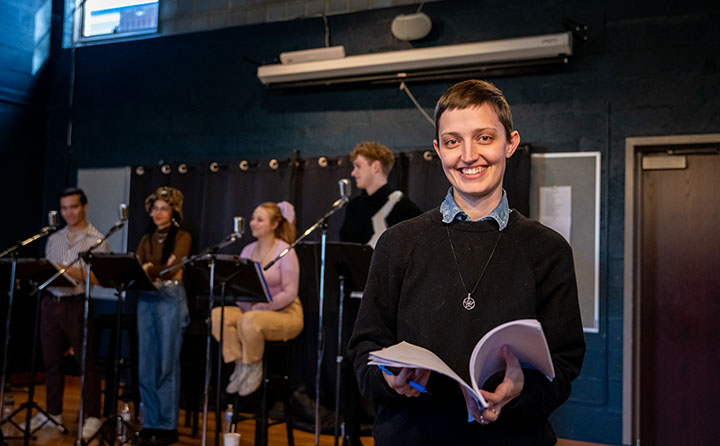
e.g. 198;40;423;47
350;142;395;176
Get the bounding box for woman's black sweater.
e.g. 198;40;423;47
348;209;586;445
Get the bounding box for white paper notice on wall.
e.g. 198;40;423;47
539;186;572;243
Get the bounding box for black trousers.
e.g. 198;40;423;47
40;293;101;417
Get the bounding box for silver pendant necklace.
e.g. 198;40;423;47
446;226;502;311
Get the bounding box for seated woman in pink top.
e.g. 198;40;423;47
210;201;303;396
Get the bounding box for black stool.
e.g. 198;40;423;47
180;317;209;438
232;340;295;446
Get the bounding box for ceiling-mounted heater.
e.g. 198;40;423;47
257;32;573;88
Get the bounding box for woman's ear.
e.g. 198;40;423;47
505;130;521;159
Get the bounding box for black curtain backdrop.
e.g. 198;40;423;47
127;147;531;414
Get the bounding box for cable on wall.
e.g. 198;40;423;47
322;12;330;47
399;81;435;127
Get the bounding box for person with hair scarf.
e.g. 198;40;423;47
136;186;191;446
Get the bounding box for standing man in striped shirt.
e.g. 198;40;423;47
25;188;107;440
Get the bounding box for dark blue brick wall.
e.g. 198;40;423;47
0;0;54;373
24;0;720;444
0;0;51;253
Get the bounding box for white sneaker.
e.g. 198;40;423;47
237;362;263;396
20;412;63;433
228;361;244;382
226;363;248;394
82;416;103;441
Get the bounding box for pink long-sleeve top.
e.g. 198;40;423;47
241;240;300;311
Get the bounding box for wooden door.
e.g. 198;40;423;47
639;149;720;444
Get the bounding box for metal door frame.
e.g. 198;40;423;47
623;133;720;445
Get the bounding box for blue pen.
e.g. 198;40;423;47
378;365;431;395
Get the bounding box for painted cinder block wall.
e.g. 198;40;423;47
2;0;719;443
0;0;52;253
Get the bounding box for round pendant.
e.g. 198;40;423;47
463;294;475;310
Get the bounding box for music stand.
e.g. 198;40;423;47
184;254;271;305
295;242;373;446
0;259;75;442
82;253;155;445
183;254;271;446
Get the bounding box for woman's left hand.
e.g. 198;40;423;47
235;302;253;312
469;346;524;425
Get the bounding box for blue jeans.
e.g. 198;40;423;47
136;282;189;430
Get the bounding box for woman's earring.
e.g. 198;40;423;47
172;217;180;227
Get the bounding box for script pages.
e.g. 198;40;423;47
368;319;555;410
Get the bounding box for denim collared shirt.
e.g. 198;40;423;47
439;187;511;230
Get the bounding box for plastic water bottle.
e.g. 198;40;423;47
2;394;14;437
118;402;131;443
121;403;131;425
222;404;234;433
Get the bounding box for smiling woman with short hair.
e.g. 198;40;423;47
348;80;586;446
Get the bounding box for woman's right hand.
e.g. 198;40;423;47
382;367;430;397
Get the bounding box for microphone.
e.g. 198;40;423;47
109;203;128;232
41;210;59;233
233;216;245;236
339;178;351;200
118;203;128;222
48;210;59;229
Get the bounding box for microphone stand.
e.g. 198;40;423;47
333;275;345;446
161;232;242;446
35;220;125;446
0;225;58;441
263;194;349;446
0;225;57;259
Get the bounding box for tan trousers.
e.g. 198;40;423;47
210;297;303;364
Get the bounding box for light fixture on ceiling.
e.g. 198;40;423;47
257;32;573;88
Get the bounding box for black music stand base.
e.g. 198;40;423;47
183;253;270;446
83;290;137;446
82;253;155;446
4;402;68;439
0;259;76;444
86;412;136;446
4;289;69;444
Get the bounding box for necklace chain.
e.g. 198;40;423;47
446;226;502;310
254;239;277;264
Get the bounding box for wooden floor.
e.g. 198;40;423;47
1;377;605;446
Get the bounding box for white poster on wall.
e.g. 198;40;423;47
539;185;572;243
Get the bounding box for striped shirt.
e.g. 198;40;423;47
45;222;109;297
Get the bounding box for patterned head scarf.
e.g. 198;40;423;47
145;186;184;221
